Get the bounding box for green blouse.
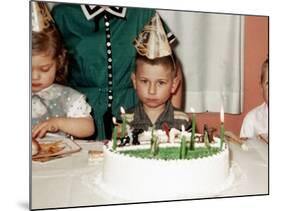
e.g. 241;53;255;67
52;5;156;140
52;4;175;140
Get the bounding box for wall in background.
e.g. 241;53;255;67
195;15;268;136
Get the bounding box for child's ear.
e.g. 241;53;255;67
171;75;180;94
131;72;137;89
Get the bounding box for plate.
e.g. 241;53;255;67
32;136;81;161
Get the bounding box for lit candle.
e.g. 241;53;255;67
181;125;185;134
220;105;225;149
112;117;118;150
190;107;196;150
180;125;187;159
120;106;127;138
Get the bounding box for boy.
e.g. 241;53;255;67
240;58;268;142
124;54;191;131
120;13;190;132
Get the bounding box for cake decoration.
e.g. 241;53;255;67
131;128;143;145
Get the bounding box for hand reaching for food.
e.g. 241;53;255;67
32;117;95;139
32;118;60;139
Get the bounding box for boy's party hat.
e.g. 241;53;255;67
134;13;172;60
32;1;55;32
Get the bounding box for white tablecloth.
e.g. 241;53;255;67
31;139;268;210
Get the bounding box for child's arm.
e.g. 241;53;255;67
32;117;95;139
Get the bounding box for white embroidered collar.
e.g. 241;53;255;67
81;5;127;20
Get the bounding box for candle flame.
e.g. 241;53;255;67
181;124;185;132
190;107;195;113
120;106;125;114
220;105;224;123
112;117;117;124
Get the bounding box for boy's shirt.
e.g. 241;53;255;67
124;101;191;131
240;102;268;139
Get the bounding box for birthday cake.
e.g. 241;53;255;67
98;129;234;202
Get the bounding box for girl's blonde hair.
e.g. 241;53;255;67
32;28;68;85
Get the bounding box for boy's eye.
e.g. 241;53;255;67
158;81;166;86
140;79;148;84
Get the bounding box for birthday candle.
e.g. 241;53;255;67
150;128;159;157
120;106;127;138
112;117;118;150
190;107;196;150
180;125;187;159
203;126;210;149
220;105;225;149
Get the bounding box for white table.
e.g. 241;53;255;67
31;139;268;210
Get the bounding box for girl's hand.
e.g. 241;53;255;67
32;118;61;139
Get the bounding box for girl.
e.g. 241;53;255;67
32;27;95;139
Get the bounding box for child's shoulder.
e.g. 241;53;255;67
52;84;83;97
243;103;267;124
173;108;190;122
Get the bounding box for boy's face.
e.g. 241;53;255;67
132;62;177;109
261;66;268;105
32;53;57;92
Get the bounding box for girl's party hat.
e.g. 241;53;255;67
134;13;172;59
31;1;55;32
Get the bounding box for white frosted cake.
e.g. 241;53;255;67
98;131;234;201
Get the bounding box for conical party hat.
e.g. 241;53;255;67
31;1;55;32
134;13;172;59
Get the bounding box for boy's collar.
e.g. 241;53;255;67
135;101;174;126
81;5;127;20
